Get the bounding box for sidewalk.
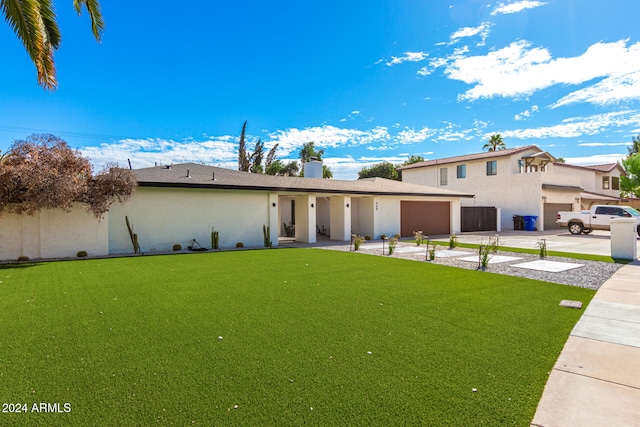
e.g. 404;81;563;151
531;260;640;426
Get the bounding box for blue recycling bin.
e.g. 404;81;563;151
523;215;538;231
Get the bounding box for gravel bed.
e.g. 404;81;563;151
317;243;623;290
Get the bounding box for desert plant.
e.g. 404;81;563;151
414;230;423;246
353;235;365;251
235;242;244;248
211;228;220;250
283;222;295;238
263;225;272;248
478;237;498;270
388;237;398;255
125;216;141;254
77;250;88;258
536;239;548;258
394;234;400;239
172;244;182;252
449;233;457;249
17;256;29;262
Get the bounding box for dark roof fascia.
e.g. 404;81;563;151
541;183;583;191
398;145;540;171
137;181;476;198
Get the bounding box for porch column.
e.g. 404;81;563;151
330;195;351;241
295;194;316;243
268;193;279;246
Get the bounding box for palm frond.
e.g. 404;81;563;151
73;0;104;41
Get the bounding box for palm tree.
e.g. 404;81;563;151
483;134;506;152
629;135;640;155
2;0;104;90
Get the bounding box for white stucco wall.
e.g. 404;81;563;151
376;197;401;238
0;206;108;260
316;197;331;232
108;187;270;253
402;151;589;231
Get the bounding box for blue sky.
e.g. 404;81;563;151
2;0;640;179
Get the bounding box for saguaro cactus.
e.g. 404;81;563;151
263;224;272;248
125;216;141;254
211;227;220;250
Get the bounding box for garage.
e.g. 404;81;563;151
543;203;573;230
401;201;450;237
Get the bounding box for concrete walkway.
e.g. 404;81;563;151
531;260;640;426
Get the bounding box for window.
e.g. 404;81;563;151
291;200;295;225
518;159;524;173
612;177;620;190
602;176;610;190
486;160;497;176
457;164;466;179
439;167;448;186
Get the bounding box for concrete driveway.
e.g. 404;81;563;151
432;229;640;258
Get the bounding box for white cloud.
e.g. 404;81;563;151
577;142;631;147
396;127;436;144
553;70;640;107
445;39;640;102
500;111;640;139
385;51;429;66
514;105;539;120
417;66;431;77
491;1;546;16
80;137;239;170
450;22;491;46
267;125;390;154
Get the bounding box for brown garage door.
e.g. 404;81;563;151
401;201;450;237
543;203;573;230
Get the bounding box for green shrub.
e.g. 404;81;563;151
172;244;182;251
17;256;29;262
353;235;365;251
388;237;398;255
77;251;88;258
235;242;244;248
380;234;387;240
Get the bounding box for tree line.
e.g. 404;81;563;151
237;121;332;178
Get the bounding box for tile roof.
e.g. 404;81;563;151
553;162;626;174
397;145;541;170
133;163;474;198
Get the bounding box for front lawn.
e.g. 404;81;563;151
0;249;593;426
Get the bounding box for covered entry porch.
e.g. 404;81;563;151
276;194;461;244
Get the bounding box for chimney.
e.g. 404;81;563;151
303;159;323;178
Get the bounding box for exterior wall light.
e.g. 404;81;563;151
272;202;276;207
311;203;314;208
346;203;350;208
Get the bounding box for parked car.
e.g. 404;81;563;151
556;205;640;235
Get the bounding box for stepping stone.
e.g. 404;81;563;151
434;250;472;258
458;255;522;264
394;246;427;253
512;260;584;273
359;243;384;250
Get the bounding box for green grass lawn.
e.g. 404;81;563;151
0;249;593;426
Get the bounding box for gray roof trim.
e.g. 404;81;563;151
541;183;583;191
137;181;476;197
133;163;475;198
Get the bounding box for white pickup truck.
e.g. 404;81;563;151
556;205;640;235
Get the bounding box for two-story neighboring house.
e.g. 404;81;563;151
398;145;625;232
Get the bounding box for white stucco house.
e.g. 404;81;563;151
0;162;473;260
398;145;625;231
